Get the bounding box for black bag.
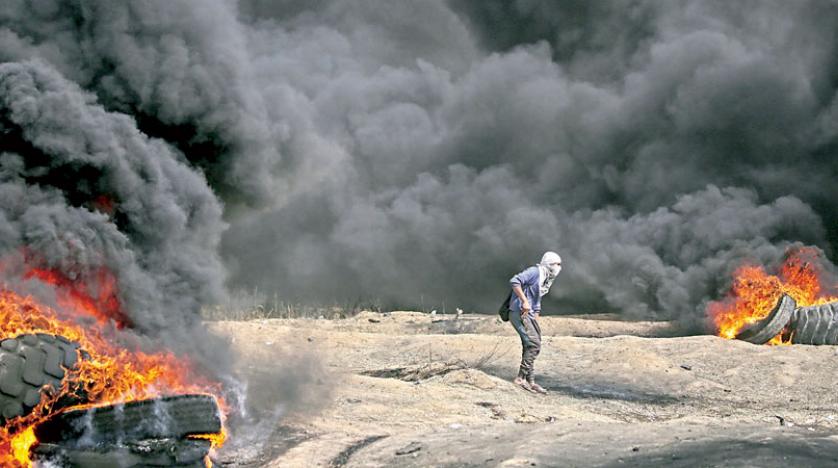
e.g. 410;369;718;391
498;291;512;322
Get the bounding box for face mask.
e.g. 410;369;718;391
549;265;562;277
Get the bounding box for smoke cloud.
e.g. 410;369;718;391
0;58;230;367
2;0;838;334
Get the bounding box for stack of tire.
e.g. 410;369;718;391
736;294;838;345
0;334;222;467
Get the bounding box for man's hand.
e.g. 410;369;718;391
520;299;531;316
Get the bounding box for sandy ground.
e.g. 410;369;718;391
208;312;838;467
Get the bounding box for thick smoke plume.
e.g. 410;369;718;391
0;59;229;357
2;0;838;335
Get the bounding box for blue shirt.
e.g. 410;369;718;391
509;266;543;317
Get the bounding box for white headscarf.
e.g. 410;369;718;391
537;251;562;297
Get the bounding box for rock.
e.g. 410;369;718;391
369;318;381;323
395;441;423;456
476;401;506;419
680;364;692;371
515;413;541;424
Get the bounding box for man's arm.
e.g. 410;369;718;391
512;284;530;316
510;266;538;316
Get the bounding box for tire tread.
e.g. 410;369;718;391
736;295;796;344
0;334;82;424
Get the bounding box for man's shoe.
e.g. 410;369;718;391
513;376;535;392
528;381;548;394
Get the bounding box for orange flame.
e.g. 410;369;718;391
709;247;838;344
0;265;226;466
23;267;130;328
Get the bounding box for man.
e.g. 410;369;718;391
508;251;562;394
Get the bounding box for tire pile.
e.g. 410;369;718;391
736;294;838;345
0;334;222;467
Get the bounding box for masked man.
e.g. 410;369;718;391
508;251;562;393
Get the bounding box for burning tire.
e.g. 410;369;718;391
32;394;221;467
790;303;838;345
734;294;796;344
33;439;210;468
32;438;211;467
0;334;83;424
34;394;222;446
732;295;838;345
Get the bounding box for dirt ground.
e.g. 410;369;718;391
208;312;838;467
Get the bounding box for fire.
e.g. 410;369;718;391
192;427;228;447
10;428;35;465
0;265;227;466
23;266;130;328
709;247;838;343
90;195;116;216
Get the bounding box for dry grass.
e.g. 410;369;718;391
201;288;382;321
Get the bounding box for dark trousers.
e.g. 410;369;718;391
509;311;542;380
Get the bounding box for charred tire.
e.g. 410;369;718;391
0;333;83;424
35;394;222;446
32;438;210;467
791;303;838;345
736;294;796;344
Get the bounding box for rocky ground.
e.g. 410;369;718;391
208;312;838;467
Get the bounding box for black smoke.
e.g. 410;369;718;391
2;0;838;335
0;59;229;366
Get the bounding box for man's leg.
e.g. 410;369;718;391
510;311;539;390
525;317;547;394
520;316;541;379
